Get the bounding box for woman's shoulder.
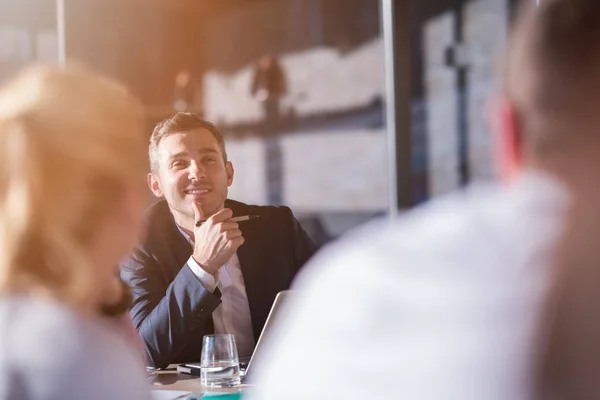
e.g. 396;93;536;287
0;296;150;400
0;296;116;354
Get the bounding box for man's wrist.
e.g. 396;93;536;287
192;256;216;276
187;256;219;292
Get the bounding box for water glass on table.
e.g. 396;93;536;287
200;334;241;388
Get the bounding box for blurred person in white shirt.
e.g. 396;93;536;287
0;65;151;400
247;1;600;399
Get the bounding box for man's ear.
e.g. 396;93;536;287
490;96;522;183
226;161;234;187
147;173;164;198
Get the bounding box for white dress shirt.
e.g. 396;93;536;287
247;171;569;400
178;227;255;358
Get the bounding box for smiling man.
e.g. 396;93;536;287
120;112;316;368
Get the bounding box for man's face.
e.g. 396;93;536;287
148;128;233;227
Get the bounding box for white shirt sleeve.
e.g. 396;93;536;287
187;256;220;292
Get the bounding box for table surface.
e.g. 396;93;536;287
148;364;251;394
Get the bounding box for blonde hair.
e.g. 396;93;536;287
0;65;146;311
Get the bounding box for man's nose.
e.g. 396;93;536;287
188;162;206;181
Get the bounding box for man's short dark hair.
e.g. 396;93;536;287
149;112;227;173
507;0;600;146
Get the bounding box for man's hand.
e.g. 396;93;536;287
191;202;245;276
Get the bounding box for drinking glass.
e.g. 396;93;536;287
200;334;241;388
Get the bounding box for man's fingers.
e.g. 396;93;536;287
219;222;239;233
192;202;204;225
209;208;234;223
225;229;243;240
229;236;245;249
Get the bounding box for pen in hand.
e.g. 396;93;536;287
195;214;260;227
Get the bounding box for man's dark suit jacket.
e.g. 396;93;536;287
120;199;316;369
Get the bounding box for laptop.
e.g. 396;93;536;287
177;290;291;380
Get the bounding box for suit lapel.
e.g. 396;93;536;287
165;210;194;276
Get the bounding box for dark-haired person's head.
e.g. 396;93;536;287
495;0;600;193
147;112;233;232
500;1;600;399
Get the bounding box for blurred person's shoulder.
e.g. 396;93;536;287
0;296;150;400
248;173;570;400
225;198;296;220
140;198;299;241
127;198;303;266
225;199;304;237
142;198;174;241
127;199;180;263
295;171;569;288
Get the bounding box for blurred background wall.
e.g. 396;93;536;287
0;0;519;246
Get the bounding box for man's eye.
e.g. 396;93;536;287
203;157;217;163
172;160;187;169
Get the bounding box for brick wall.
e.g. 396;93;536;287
423;0;508;197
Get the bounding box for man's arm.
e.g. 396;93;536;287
121;205;244;369
120;250;221;369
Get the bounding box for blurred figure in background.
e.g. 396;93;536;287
248;0;600;399
0;65;150;400
173;68;201;114
251;55;287;126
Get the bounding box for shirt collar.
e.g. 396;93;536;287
176;224;194;245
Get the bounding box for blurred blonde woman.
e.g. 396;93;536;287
0;65;151;399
